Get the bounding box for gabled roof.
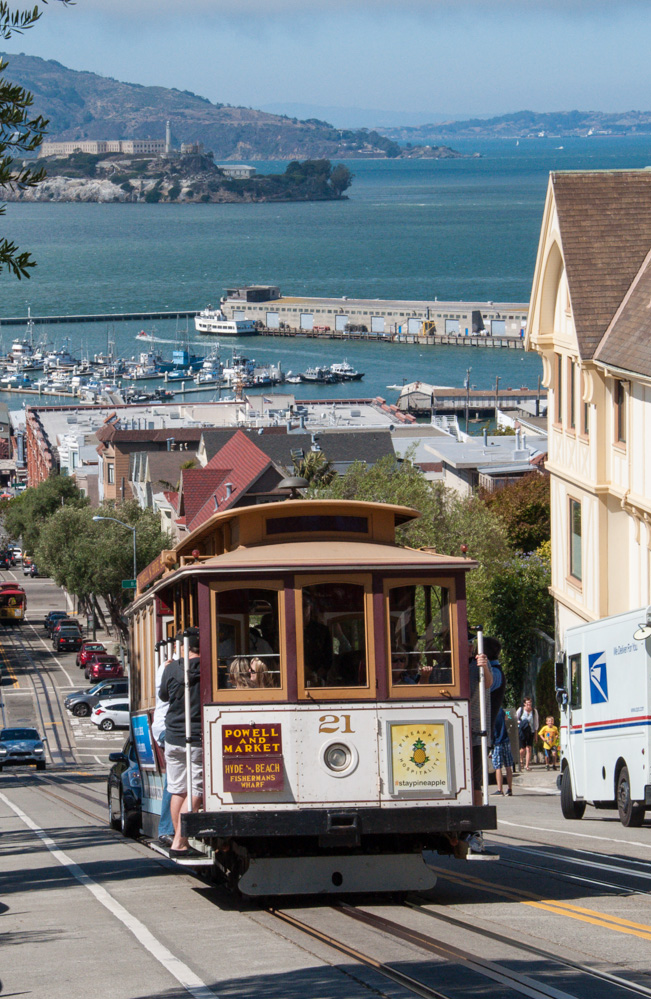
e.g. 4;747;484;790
200;427;393;470
552;170;651;359
179;468;229;524
593;247;651;377
187;431;275;532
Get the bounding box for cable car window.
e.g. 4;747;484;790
302;582;367;688
569;652;581;709
216;589;281;689
389;584;453;686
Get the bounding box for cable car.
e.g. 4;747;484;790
127;498;496;894
0;582;26;623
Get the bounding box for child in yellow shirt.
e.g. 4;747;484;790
538;716;559;770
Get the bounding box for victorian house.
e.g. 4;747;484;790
527;170;651;639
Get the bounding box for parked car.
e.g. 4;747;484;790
76;641;107;669
0;556;10;571
45;611;69;636
65;678;129;717
108;737;141;837
8;546;21;563
91;697;129;731
85;655;124;682
53;626;83;653
0;727;46;771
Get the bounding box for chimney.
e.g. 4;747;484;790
299;414;306;430
483;427;488;446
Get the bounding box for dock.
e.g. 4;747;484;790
0;310;199;327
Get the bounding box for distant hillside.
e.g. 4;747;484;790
0;52;465;161
380;110;651;142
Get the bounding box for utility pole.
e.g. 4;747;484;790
465;367;471;432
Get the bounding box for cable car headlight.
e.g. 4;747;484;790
320;740;359;777
325;744;351;772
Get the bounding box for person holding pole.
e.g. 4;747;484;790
159;627;202;858
462;626;492;854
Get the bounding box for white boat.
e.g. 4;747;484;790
330;359;364;382
195;307;256;336
194;347;223;385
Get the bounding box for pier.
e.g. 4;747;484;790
0;310;199;327
397;383;546;416
0;312;524;348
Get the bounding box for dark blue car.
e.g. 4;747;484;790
108;737;141;837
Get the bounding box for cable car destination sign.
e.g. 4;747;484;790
222;723;284;792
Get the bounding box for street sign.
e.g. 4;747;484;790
121;579;137;589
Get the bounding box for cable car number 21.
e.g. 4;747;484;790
319;714;354;733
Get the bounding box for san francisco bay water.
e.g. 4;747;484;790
1;136;650;411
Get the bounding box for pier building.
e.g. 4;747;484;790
220;285;528;338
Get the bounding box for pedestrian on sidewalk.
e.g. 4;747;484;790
491;707;514;795
516;696;539;771
538;715;559;770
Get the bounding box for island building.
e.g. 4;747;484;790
526;169;651;641
218;285;527;338
39;139;166;157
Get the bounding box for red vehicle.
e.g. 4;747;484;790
76;641;107;669
85;655;124;682
0;582;26;624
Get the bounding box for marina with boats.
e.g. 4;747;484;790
0;318;367;405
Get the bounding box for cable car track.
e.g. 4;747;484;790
263;899;651;999
0;624;78;767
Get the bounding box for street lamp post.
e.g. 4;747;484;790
92;515;137;580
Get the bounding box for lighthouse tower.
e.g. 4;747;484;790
165;120;171;156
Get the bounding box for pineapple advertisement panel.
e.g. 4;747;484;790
389;722;451;795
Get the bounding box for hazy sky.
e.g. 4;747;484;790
4;0;651;119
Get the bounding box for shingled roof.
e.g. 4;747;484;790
552;170;651;359
593;247;651;377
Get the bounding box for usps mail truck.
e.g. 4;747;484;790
557;605;651;827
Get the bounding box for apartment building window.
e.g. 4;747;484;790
568;358;576;431
555;353;563;425
615;380;627;445
569;498;582;582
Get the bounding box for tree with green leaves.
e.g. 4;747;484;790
35;500;173;638
481;471;550;554
485;549;554;704
2;473;88;555
293;450;335;487
0;1;70;278
312;453;511;626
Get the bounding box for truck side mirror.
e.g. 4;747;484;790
554;657;567;705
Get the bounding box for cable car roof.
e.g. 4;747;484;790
174;498;422;558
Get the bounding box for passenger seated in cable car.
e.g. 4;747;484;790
229;656;276;689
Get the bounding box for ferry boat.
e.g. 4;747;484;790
195;307;256;336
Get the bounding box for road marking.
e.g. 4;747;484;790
94;755;104;765
0;791;218;999
0;638;19;687
27;622;75;685
497;818;651;850
431;865;651;941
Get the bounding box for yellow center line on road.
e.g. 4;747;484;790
0;637;18;688
429;865;651;941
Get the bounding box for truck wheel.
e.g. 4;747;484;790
560;768;585;820
617;766;645;827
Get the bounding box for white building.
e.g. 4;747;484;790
526;169;651;640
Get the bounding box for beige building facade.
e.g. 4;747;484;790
527;170;651;642
39;139;166;157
